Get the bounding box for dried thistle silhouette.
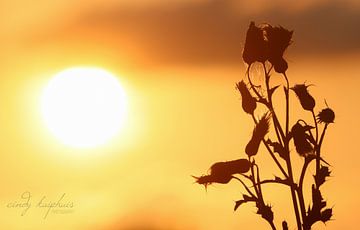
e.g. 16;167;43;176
194;21;335;230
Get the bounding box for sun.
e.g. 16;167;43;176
41;67;127;148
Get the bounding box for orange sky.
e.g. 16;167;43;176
1;1;359;230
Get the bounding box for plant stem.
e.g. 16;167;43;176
285;151;303;230
283;73;290;138
232;176;257;198
263;67;301;230
270;221;277;230
311;110;320;187
318;123;329;152
249;157;262;202
262;63;286;145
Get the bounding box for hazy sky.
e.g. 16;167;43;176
2;0;360;67
0;1;359;230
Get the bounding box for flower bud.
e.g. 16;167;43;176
236;81;257;114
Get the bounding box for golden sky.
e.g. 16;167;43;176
1;0;360;229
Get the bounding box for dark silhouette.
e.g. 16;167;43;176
194;22;335;230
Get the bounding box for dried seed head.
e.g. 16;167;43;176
291;84;315;111
236;81;257;114
317;108;335;124
242;22;268;65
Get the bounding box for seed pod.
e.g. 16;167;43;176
291;122;313;156
242;22;268;65
291;84;315;111
317;108;335;124
236;81;257;114
246;113;271;156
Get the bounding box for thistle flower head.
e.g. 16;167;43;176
242;22;268;65
291;84;315;111
210;159;251;175
264;25;293;73
317;108;335;124
246;113;271;157
264;25;293;58
194;159;251;188
236;81;257;114
291;122;313;156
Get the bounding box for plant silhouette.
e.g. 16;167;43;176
194;22;335;230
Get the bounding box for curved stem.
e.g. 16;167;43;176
247;65;264;100
263;63;284;146
269;221;277;230
255;179;291;187
283;73;290;137
254;164;264;200
232;176;257;198
249;157;262;202
311;110;320;186
318;123;329;151
298;156;315;229
285;153;303;230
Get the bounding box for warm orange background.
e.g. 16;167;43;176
1;0;359;229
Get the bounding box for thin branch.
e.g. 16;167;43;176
311;110;320;187
232;176;257;198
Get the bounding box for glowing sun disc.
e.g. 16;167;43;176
41;67;127;148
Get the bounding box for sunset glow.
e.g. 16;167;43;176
1;0;359;230
41;67;127;148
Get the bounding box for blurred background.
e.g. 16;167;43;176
0;0;359;229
